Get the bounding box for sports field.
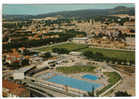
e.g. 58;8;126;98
37;43;135;62
37;43;88;52
79;48;135;62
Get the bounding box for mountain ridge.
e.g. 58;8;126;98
3;6;135;20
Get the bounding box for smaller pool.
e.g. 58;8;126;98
82;74;98;80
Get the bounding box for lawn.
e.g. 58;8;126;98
36;43;135;62
56;65;96;74
79;48;135;62
103;72;121;85
36;43;88;52
96;72;121;96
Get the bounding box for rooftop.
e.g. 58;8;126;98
3;80;26;96
15;65;35;73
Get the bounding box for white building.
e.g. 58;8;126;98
69;52;82;56
72;37;88;44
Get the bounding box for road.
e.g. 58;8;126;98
89;46;135;52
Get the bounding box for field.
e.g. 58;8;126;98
79;48;135;62
36;43;88;52
37;43;135;62
56;65;96;74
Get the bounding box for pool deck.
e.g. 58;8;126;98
36;69;108;93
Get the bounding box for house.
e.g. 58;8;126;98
4;50;22;65
3;80;30;97
3;48;30;66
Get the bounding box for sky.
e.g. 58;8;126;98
3;4;135;15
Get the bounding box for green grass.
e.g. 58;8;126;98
104;72;121;85
96;72;121;96
79;48;135;62
37;43;88;52
36;43;135;62
56;65;96;74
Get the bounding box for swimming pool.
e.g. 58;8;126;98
47;75;102;92
82;74;99;80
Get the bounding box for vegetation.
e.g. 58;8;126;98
104;72;121;84
84;86;95;97
115;91;131;96
81;48;135;66
3;30;86;51
96;72;121;95
37;43;88;52
88;87;95;97
21;59;30;66
52;48;70;54
41;52;52;59
56;65;96;74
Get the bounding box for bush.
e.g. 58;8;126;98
56;65;96;74
42;52;52;58
115;91;131;96
52;48;70;54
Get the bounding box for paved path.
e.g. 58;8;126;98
89;46;135;52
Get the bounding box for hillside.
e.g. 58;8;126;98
3;6;135;21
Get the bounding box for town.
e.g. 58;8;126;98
2;5;135;97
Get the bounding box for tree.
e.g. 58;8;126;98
22;59;30;66
88;86;95;97
11;61;20;69
106;57;110;63
117;59;122;65
52;48;59;53
115;91;131;97
83;51;94;59
23;49;31;55
42;52;52;58
52;48;70;54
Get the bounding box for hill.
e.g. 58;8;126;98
3;6;135;21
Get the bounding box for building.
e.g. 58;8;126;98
3;48;30;66
69;52;82;56
13;66;36;77
72;37;88;44
3;80;30;97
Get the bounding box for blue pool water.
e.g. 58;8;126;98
47;75;102;92
82;74;98;80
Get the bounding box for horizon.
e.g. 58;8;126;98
3;4;134;15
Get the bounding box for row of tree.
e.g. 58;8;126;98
52;48;70;54
83;51;135;66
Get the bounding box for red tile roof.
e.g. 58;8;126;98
3;80;26;96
